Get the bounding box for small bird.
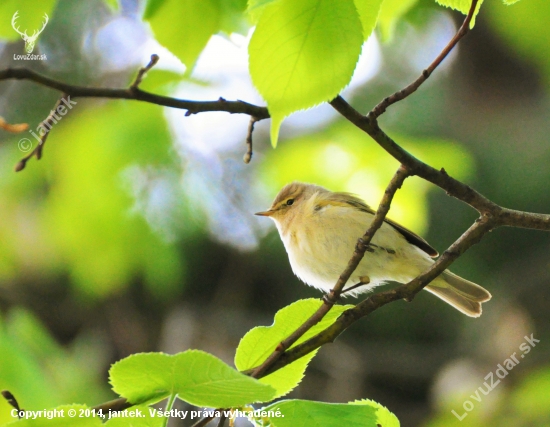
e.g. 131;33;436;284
256;182;491;317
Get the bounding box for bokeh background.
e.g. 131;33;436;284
0;0;549;426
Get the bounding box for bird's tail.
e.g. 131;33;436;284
425;271;492;317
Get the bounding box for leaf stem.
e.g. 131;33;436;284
162;394;178;427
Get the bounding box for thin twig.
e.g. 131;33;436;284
2;390;22;415
369;0;479;119
130;54;159;90
216;415;227;427
243;116;257;164
327;165;410;301
0;117;28;133
15;94;70;172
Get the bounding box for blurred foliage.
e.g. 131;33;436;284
0;101;186;299
486;0;550;85
0;310;110;425
425;367;550;426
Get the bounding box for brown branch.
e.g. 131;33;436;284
331;95;499;215
0;117;28;133
497;208;550;230
216;415;227;427
15;94;70;172
130;54;159;90
0;67;270;119
243;116;258;164
369;0;479;118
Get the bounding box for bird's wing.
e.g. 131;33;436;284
327;192;439;258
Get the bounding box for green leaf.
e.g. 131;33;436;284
0;0;57;41
486;0;550;86
143;0;168;19
102;0;119;11
434;0;484;28
40;101;184;299
247;0;278;21
218;0;249;34
145;0;220;70
4;405;103;427
105;405;164;427
109;350;276;408
502;0;521;4
248;0;363;146
353;0;385;40
377;0;418;41
257;399;400;427
235;299;353;398
350;399;400;427
510;368;550;419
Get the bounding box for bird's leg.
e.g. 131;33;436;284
339;276;371;295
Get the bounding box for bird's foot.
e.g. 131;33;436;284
340;276;371;295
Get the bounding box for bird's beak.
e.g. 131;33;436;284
255;209;274;217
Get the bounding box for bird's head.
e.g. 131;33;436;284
255;182;326;225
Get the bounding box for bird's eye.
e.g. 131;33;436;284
286;199;294;206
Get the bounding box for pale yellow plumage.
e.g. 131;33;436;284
256;182;491;317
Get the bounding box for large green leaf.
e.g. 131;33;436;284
354;0;385;40
255;399;400;427
109;350;276;408
145;0;220;70
235;299;353;398
247;0;278;21
249;0;363;146
434;0;484;27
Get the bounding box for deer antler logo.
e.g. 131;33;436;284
11;11;49;54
